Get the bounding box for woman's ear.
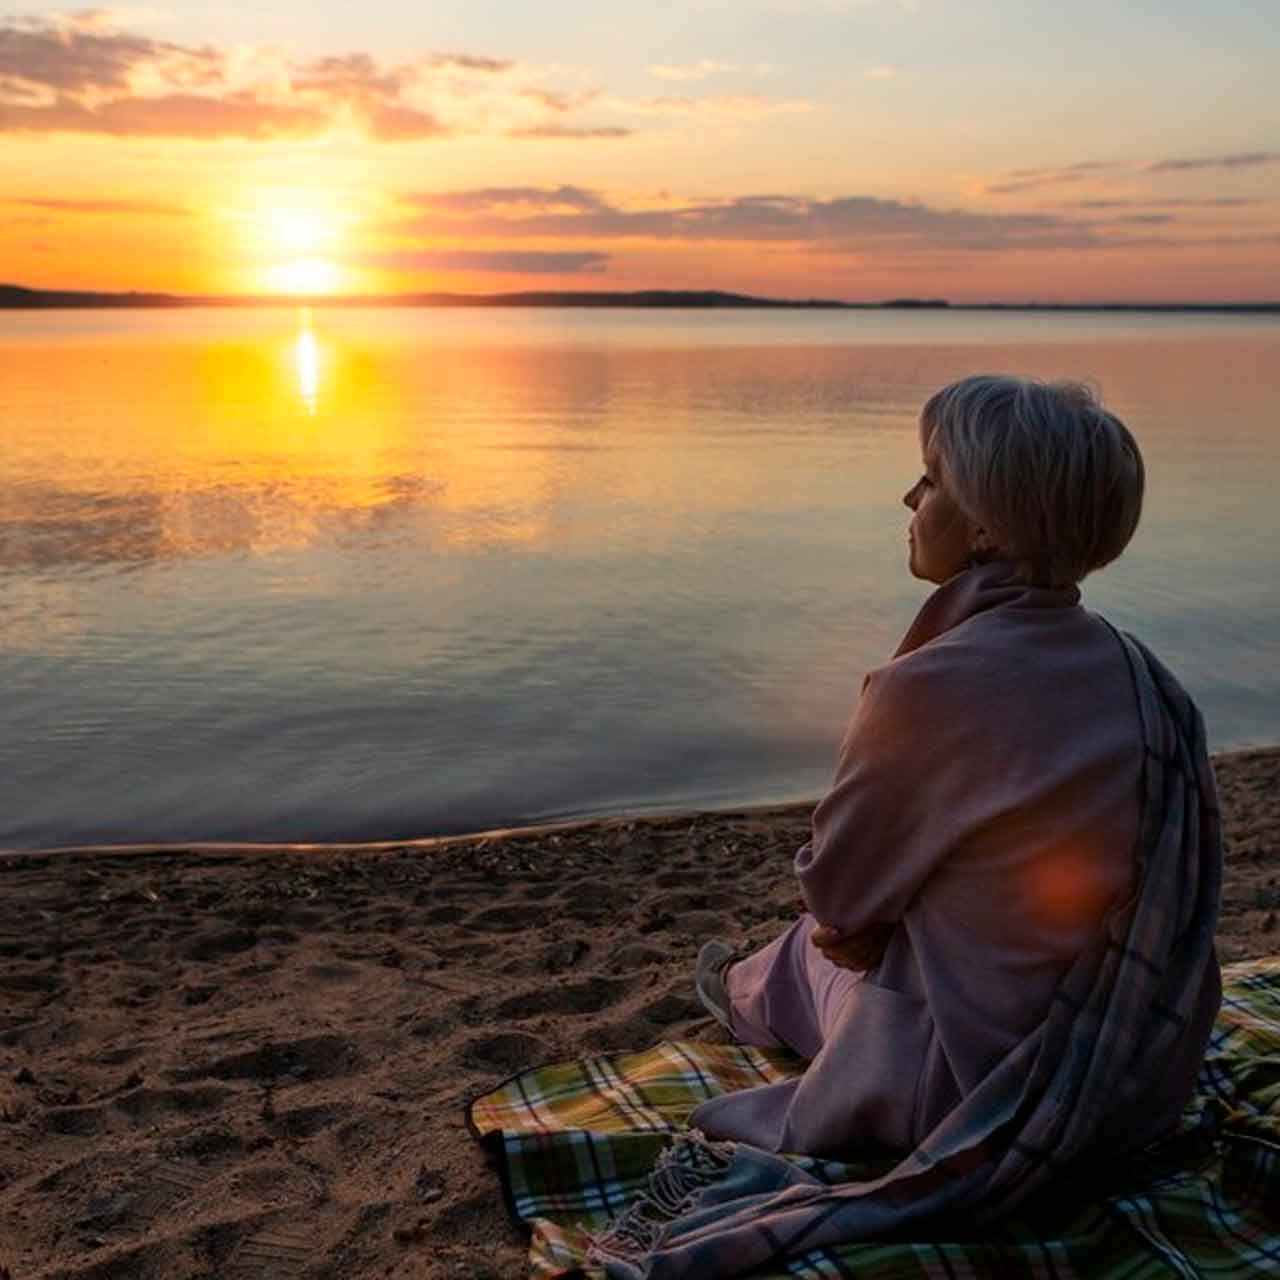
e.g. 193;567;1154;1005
970;526;1000;560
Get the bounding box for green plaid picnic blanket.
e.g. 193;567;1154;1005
468;958;1280;1279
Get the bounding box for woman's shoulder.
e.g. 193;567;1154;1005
866;604;1140;729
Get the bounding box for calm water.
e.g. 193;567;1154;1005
2;306;1277;851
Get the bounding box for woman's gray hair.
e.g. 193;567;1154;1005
920;375;1144;589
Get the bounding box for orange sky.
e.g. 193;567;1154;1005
2;4;1278;302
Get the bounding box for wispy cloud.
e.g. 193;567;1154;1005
394;186;1103;253
1058;196;1260;210
415;185;609;215
0;93;329;139
1143;151;1278;174
982;153;1280;195
427;53;514;73
54;8;175;33
646;60;775;83
0;13;623;142
388;182;1273;260
864;66;896;79
622;93;814;118
507;124;632;139
359;249;610;274
8;195;189;214
981;162;1120;195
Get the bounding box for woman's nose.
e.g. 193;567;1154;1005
903;483;919;510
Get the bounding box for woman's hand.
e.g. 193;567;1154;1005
810;921;895;971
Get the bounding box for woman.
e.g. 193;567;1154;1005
589;376;1222;1278
692;374;1221;1160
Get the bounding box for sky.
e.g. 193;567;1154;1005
1;0;1277;301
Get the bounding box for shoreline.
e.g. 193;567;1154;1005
4;282;1280;313
6;741;1278;861
1;744;1275;1278
0;798;815;861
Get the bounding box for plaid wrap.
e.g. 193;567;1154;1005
468;959;1280;1279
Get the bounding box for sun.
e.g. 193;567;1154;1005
236;190;351;296
260;205;336;257
266;258;343;295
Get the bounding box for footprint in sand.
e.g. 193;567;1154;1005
458;1030;551;1073
170;1033;359;1084
229;1226;315;1277
493;975;632;1019
113;1082;236;1126
272;1102;340;1140
181;928;259;963
653;889;736;913
424;904;469;926
653;870;705;888
463;904;531;932
607;943;667;971
167;1125;244;1161
304;962;361;983
639;992;705;1025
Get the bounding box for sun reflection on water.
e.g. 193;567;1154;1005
294;306;319;413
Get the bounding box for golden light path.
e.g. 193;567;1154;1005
294;307;319;412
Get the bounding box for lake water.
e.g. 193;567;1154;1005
2;306;1277;851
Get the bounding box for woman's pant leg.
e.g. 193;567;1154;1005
726;913;863;1058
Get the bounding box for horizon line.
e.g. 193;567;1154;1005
2;282;1279;313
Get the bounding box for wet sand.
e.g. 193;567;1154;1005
1;745;1276;1279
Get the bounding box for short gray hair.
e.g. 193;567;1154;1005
920;375;1144;588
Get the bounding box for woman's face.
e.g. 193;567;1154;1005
902;448;980;584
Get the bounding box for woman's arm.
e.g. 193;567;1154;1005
810;920;896;970
795;657;987;937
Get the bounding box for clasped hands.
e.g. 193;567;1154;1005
809;919;895;971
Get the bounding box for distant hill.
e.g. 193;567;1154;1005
1;283;1276;313
0;284;858;310
1;283;188;309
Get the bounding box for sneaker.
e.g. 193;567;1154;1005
695;940;736;1031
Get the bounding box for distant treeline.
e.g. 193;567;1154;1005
0;284;848;310
1;283;1277;313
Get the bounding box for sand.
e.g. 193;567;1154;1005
1;746;1276;1280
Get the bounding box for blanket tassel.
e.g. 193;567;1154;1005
586;1132;737;1271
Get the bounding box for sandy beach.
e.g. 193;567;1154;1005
1;745;1276;1280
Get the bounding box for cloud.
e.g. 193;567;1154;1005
405;185;609;214
507;124;632;139
0;16;220;95
59;8;174;33
1143;151;1278;174
360;249;610;274
9;195;189;214
864;66;896;79
982;162;1120;195
0;91;329;138
1059;196;1259;210
394;183;1276;258
289;52;402;98
361;102;447;141
427;53;513;73
624;93;814;118
393;186;1104;253
982;153;1279;195
0;13;620;141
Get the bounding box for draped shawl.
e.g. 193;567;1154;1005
590;568;1224;1279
